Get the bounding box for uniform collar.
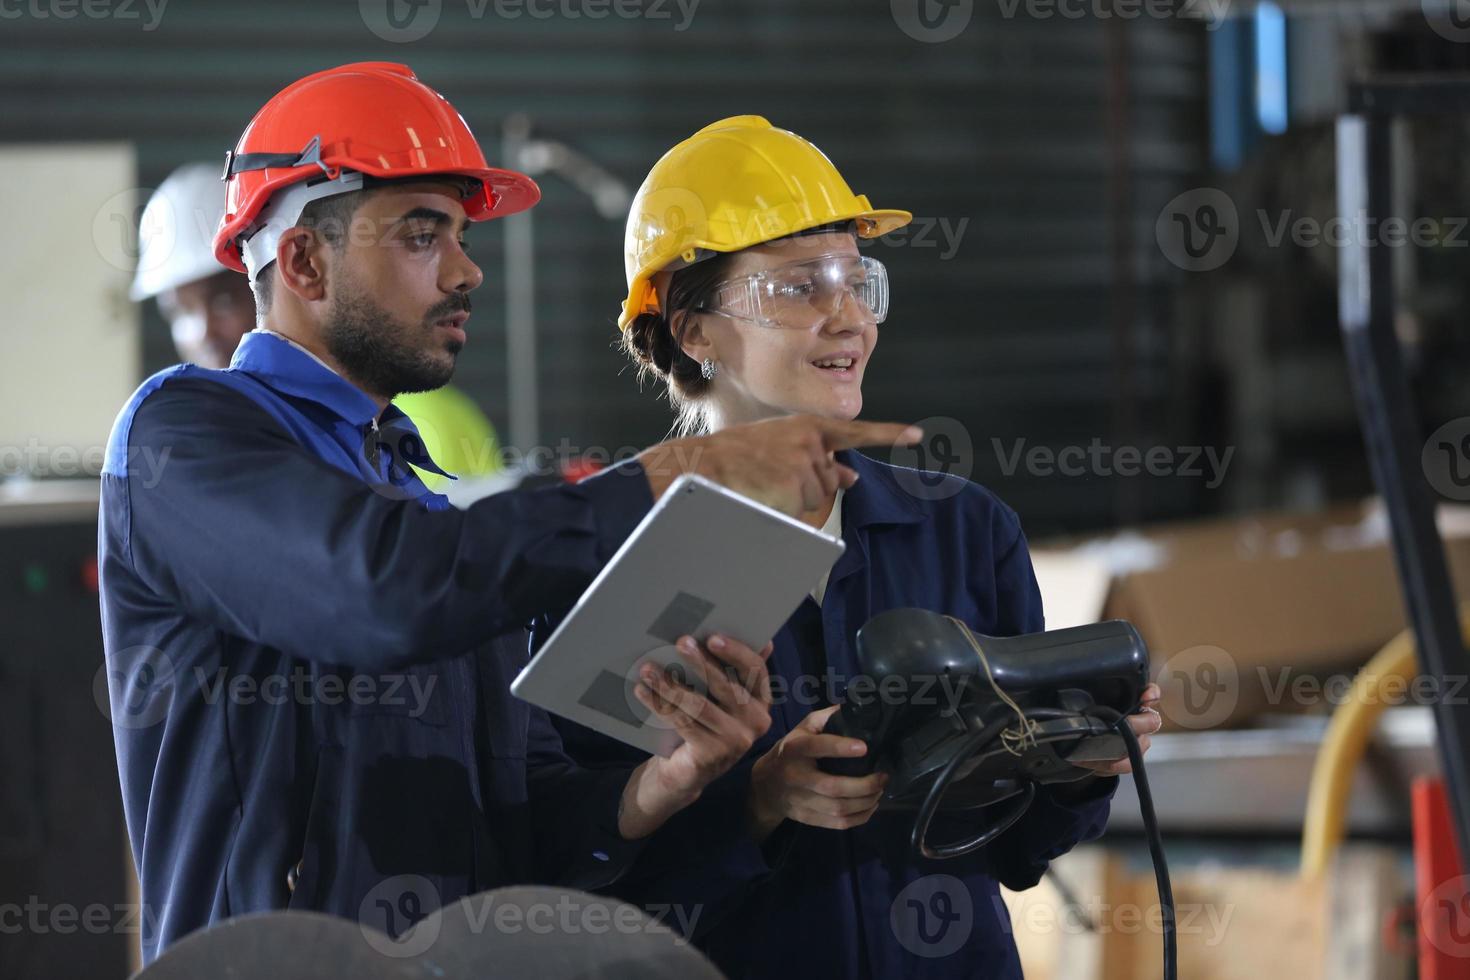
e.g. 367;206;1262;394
836;448;930;528
232;329;397;426
230;330;450;478
817;449;930;640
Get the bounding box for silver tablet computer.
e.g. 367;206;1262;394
510;473;846;757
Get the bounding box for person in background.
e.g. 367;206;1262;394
131;161;504;497
131;162;257;371
546;116;1164;980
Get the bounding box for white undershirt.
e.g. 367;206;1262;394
810;488;845;605
251;327;340;377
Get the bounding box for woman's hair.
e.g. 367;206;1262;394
621;251;741;437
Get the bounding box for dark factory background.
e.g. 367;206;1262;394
13;0;1446;533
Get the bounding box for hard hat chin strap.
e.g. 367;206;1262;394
240;170;366;283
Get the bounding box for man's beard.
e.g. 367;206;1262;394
321;289;467;399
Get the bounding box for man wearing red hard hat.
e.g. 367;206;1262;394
98;62;920;962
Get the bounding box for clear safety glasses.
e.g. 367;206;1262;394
693;253;889;329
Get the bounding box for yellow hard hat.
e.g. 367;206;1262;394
619;115;912;330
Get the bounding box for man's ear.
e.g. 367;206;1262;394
274;227;328;304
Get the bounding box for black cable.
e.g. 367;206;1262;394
1112;712;1176;980
909;703;1177;980
911;716;1026;859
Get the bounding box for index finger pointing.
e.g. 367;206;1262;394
815;419;924;452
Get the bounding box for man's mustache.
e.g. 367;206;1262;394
426;294;472;322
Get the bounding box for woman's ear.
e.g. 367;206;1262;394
670;309;713;364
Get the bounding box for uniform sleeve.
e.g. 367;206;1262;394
523;704;650;890
975;515;1117;891
116;377;651;671
601;748;791;940
528;615;787;939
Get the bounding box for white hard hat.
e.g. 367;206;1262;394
129;162;232;302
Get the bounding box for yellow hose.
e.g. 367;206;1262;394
1300;608;1470;877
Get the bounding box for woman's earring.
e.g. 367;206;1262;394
701;358;719;381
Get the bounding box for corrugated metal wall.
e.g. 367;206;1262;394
0;0;1207;534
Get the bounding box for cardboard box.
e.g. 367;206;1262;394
1033;502;1470;729
1004;845;1409;980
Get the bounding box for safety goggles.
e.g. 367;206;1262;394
693;253;889;329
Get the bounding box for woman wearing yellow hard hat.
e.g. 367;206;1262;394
545;116;1162;979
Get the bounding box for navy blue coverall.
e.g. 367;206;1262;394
545;449;1117;979
98;331;654;963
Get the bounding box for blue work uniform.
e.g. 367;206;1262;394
544;449;1117;980
98;331;654;963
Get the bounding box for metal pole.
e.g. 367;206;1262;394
1336;112;1470;863
1104;8;1139;527
503;113;539;454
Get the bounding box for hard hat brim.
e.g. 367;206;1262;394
618;206;911;330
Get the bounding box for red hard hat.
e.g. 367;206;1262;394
213;61;539;273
